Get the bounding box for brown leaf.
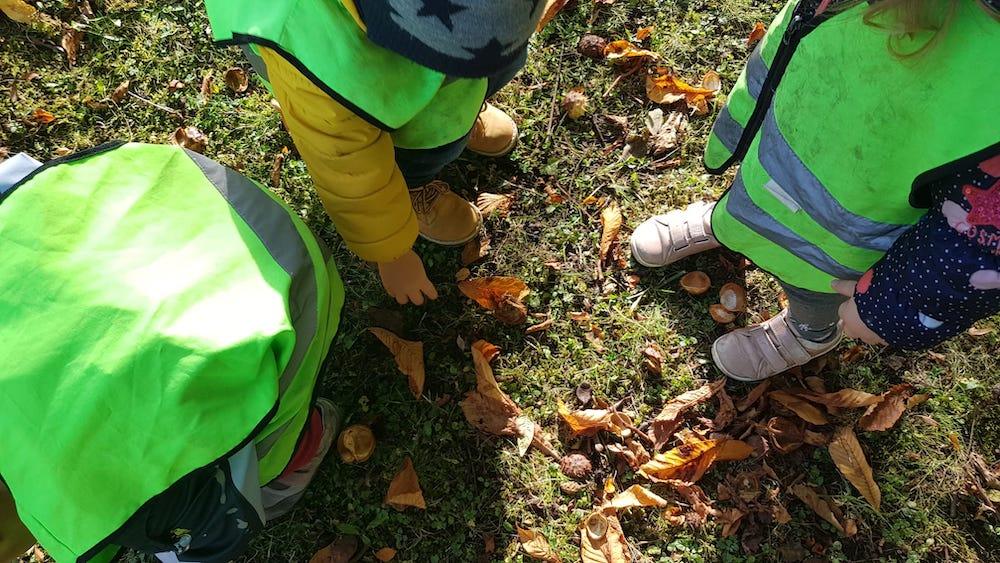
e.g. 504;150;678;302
858;384;914;432
544;184;565;204
309;535;360;563
0;0;39;23
167;78;186;92
461;235;490;265
713;387;736;430
374;547;397;561
804;429;830;446
737;380;770;411
746;22;766;47
801;388;880;408
476;192;513;217
526;316;553;334
840;344;865;365
603;40;659;63
643;108;687;156
30;108;56;125
200;70;214;99
110;80;130;103
764;416;805;453
270;146;289;188
562;87;589;120
458;276;529;310
606;438;651;470
557;402;632;437
606;485;669;509
636;26;654;41
171;126;208;153
384;457;426;510
968;325;994;337
224;67;249;93
719;507;746;537
368;327;425;398
337;424;375;463
714;439;753;461
645;69;718;113
495;294;528;325
906;393;929;409
535;0;569;32
828;426;881;510
664;480;719;525
517;527;561;562
599;201;622;263
61;27;82;66
642;343;664;375
791;484;845;534
651;379;725;448
580;487;631;563
768;390;829;425
639;434;725;483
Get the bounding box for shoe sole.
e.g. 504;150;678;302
467;122;519;158
417;206;483;246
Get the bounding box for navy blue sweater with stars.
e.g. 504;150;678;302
854;147;1000;350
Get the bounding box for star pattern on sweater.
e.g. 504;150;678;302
416;0;467;31
963;178;1000;230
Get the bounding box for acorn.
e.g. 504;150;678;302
560;453;593;480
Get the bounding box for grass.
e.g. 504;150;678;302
3;0;1000;561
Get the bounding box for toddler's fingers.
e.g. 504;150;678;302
408;289;426;306
423;282;439;301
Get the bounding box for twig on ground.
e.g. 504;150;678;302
127;90;184;120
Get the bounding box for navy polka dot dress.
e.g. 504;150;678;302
855;149;1000;350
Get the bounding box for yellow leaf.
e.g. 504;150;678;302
0;0;36;23
599;201;622;263
606;485;669;509
714;439;753;462
791;483;846;534
458;276;529;310
517;527;561;562
368;328;425;398
580;510;630;563
801;388;881;408
536;0;569;32
384;457;426;510
768;390;829;425
636;26;654;40
337;424;375;464
374;547;397;561
639;436;720;483
827;426;881;511
557;402;632;436
603;40;659;62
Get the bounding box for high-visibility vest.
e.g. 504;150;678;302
0;143;344;562
706;0;1000;293
204;0;487;150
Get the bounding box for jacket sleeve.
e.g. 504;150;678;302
259;47;418;263
853;193;1000;351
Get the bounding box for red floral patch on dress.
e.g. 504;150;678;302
964;179;1000;231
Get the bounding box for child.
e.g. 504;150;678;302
631;0;1000;381
203;0;545;306
0;143;344;562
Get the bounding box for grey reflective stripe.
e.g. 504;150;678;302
746;44;767;101
757;111;911;252
726;173;864;280
254;417;295;460
227;442;266;524
184;150;318;399
712;107;742;153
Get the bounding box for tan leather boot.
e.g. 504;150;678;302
468;103;518;157
410;180;482;245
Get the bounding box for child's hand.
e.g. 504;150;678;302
378;250;439;305
832;280;887;345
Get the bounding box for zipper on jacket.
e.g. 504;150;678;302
706;0;834;174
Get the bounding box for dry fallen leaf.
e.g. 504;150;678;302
801;388;880;408
791;484;846;535
461;235;490;266
606;438;651;470
858;384;914;432
642;343;664;375
309;535;359;563
110;80;130;103
603;40;659;63
747;22;766;47
171;126;208;153
368;327;425;398
768;390;829;425
607;485;669;509
0;0;38;22
517;527;561;562
828;426;881;510
663;480;719;525
458;276;529;311
651;378;725;448
640;435;720;483
580;483;631;563
61;27;83;67
536;0;569;32
200;71;214;99
526;316;553;334
764;416;805;453
224;67;249;93
270;146;289;188
562;87;589;120
384;457;426;510
644;108;687;156
167;79;186;92
737;380;770;411
557;401;632;437
636;26;654;41
374;547;397;561
30;108;56;125
599;201;622;264
906;393;929;409
337;424;375;464
713;387;736;430
476;192;514;217
544;185;565;204
968;326;994;337
646;68;720;115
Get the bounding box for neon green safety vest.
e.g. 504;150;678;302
0;143;344;562
204;0;488;150
706;0;1000;293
